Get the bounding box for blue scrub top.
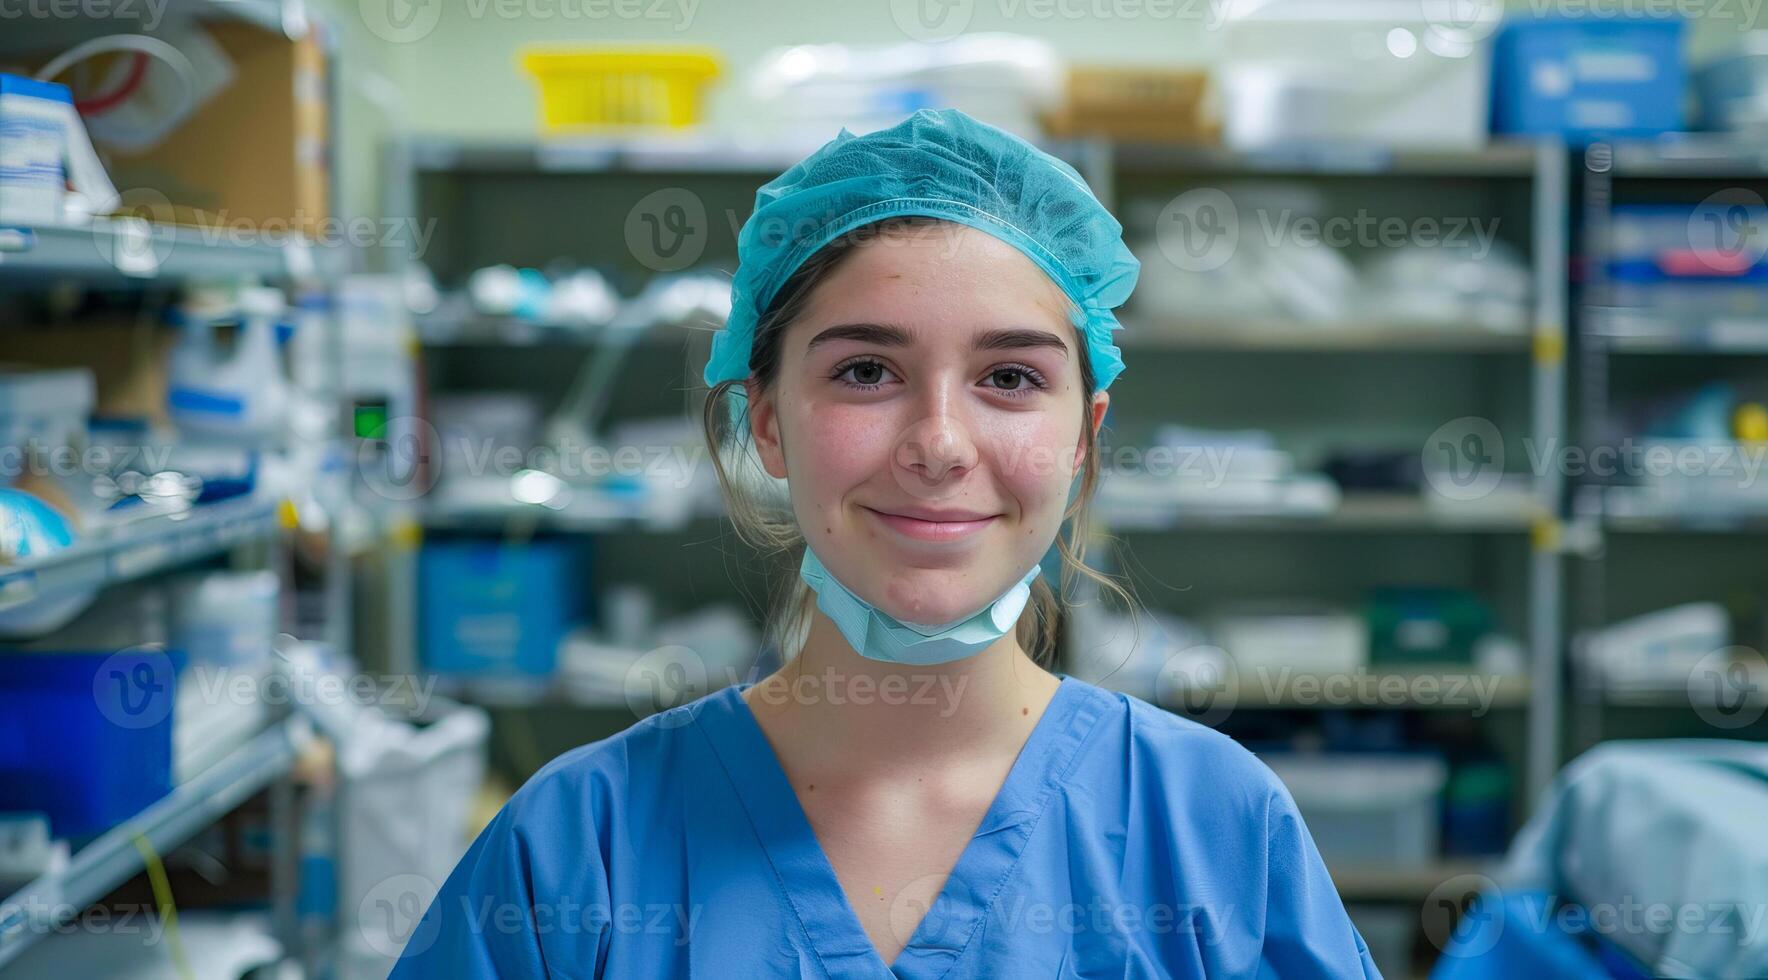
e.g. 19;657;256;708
391;675;1382;978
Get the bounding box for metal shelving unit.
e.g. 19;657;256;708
1;1;353;972
1082;138;1572;810
1573;138;1768;754
0;715;312;969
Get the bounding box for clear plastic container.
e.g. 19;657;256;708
1262;752;1448;868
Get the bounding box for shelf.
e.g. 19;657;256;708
1332;861;1497;902
1100;494;1542;534
0;498;279;615
1111;140;1543;177
0;0;298;53
1583;685;1768;710
406;133;1114;177
1604;511;1768;534
0;221;310;284
1587;309;1768;354
416;313;712;349
1604;135;1768;179
405;136;1546;180
0;714;311;969
178;0;297;34
1122;318;1531;353
405;134;822;176
1161;666;1529;713
419;496;721;533
1255;668;1528;712
1600;487;1768;533
431;672;742;714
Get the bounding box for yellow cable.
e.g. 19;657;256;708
131;833;194;980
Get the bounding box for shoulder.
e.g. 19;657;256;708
1068;677;1295;820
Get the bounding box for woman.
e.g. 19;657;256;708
391;107;1381;978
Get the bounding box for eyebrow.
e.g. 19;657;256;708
804;322;1070;359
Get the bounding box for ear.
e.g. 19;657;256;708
746;377;789;480
1074;390;1108;474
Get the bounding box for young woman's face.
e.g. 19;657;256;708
748;222;1109;629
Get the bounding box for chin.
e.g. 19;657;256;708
866;563;1009;626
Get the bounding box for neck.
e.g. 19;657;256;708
744;605;1062;777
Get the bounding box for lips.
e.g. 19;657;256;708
862;505;1001;543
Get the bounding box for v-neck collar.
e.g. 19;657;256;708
692;674;1111;980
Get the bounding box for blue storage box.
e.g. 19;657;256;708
1608;203;1768;283
0;649;182;839
1492;15;1685;142
419;538;583;677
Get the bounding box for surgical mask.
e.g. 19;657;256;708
798;545;1041;666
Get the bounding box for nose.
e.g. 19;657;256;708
892;379;979;490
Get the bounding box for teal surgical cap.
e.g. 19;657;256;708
702;107;1140;396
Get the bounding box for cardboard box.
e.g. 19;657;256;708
1067;66;1210;115
35;21;330;237
1043;65;1219;143
1042;108;1221;144
0;318;175;425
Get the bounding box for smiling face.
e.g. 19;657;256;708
746;221;1109;629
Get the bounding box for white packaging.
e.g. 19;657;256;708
1577;602;1731;693
1210;601;1368;676
167;286;294;442
1216;0;1495;150
334;696;489;979
168;569;281;667
1263;752;1448;868
168;570;280;780
0;366;96;487
749;33;1064;143
0;75;68;226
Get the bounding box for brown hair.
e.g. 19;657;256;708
701;215;1140;669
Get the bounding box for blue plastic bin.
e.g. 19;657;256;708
419;538;583;678
1607;203;1768;283
0;649;182;839
1492;15;1685;142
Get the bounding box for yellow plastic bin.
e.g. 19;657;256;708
519;46;721;132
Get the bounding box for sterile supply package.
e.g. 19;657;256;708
0;74;118;226
1215;0;1495;150
748;34;1064;144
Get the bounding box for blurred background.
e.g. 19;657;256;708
3;0;1768;977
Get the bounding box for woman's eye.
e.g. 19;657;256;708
983;365;1048;396
834;359;895;389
